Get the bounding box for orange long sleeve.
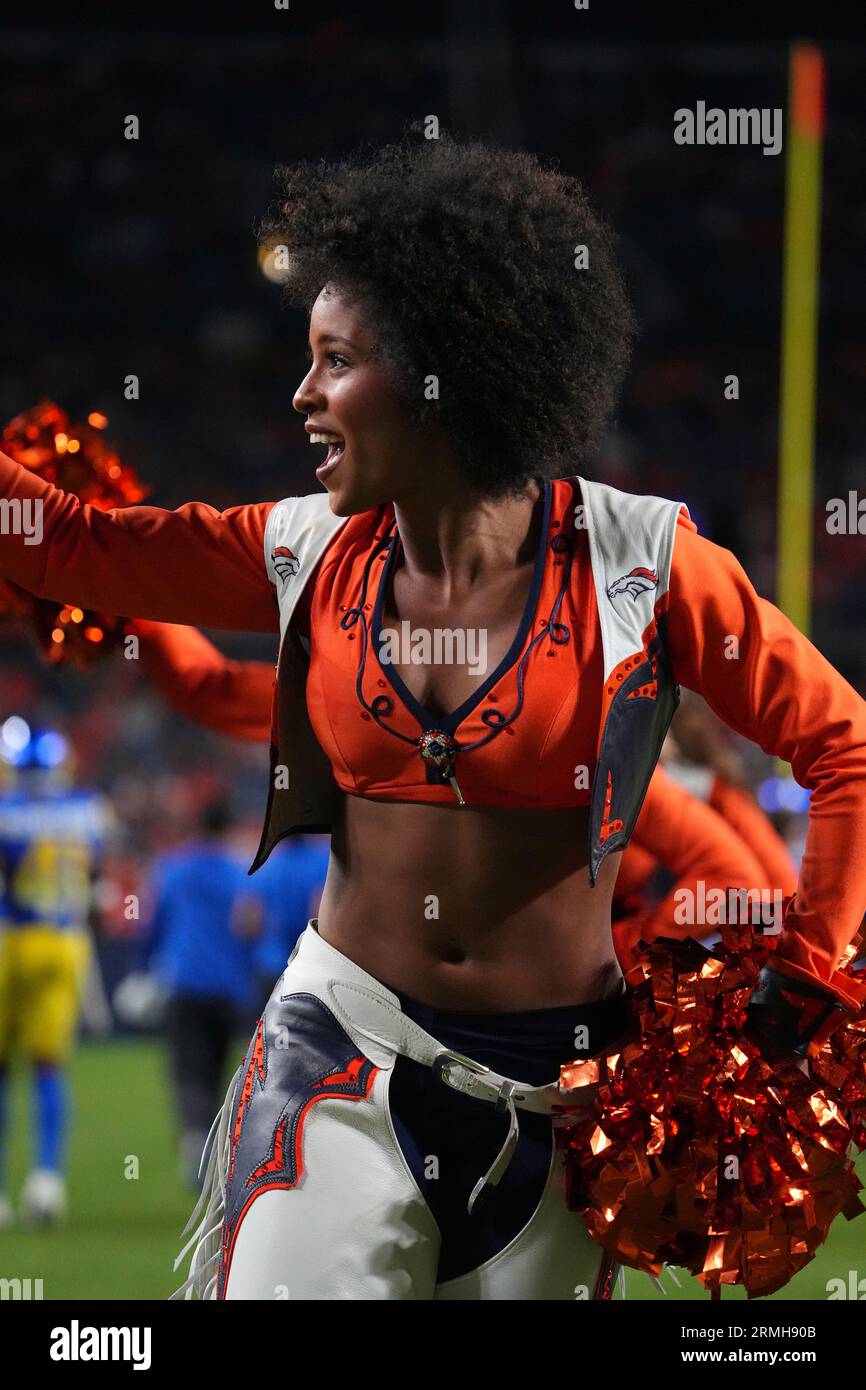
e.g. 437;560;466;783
131;620;274;742
614;841;657;906
636;768;769;900
0;450;278;632
613;766;775;966
666;519;866;1007
709;776;799;898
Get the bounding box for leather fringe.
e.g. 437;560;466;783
169;1064;241;1300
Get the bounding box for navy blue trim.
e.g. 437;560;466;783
218;990;377;1297
588;612;680;884
369;478;553;735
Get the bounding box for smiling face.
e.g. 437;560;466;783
293;286;454;516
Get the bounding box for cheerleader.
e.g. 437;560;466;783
1;136;864;1300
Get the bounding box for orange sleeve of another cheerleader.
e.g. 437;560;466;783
665;517;866;1008
613;766;770;965
615;842;657;905
131;620;273;743
611;842;658;966
0;449;278;632
709;776;798;897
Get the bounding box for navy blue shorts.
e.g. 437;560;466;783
384;981;632;1283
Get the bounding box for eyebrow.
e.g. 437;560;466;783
310;333;357;349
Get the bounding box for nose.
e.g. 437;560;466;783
293;364;325;417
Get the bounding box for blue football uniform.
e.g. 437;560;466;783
146;843;258;1010
0;786;112;1064
251;838;330;981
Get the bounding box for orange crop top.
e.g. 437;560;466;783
304;477;604;808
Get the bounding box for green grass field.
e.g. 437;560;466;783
0;1039;216;1300
1;1039;863;1301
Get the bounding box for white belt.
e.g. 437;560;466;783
319;976;564;1215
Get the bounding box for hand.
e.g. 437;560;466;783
738;1022;812;1078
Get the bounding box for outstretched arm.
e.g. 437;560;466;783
0;450;278;632
131;620;273;742
666;516;866;1012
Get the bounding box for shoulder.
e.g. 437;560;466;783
668;513;757;605
264;492;345;581
573;473;691;532
569;474;692;613
263;492;387;595
266;491;336;532
152;845;197;878
71;788;114;838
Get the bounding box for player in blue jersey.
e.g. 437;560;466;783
0;716;112;1226
249;836;330;1000
142;801;259;1188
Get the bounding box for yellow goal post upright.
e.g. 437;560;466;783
776;43;825;777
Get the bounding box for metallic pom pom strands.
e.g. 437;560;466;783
554;922;866;1299
0;401;149;668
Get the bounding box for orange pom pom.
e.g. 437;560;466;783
555;924;866;1298
0;401;149;668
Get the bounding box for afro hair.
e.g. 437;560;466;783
261;132;635;498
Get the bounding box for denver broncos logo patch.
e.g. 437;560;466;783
606;566;658;604
272;545;300;580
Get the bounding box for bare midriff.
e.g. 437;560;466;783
315;792;624;1012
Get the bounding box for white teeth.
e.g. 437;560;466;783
309;432;344;445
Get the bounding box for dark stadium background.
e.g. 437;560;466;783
0;2;863;1301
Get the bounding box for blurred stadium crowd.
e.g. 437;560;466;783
1;22;864;1011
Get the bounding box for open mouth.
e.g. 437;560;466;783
309;432;345;479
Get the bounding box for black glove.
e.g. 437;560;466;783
743;964;847;1061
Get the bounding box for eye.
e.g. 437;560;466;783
303;346;349;370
